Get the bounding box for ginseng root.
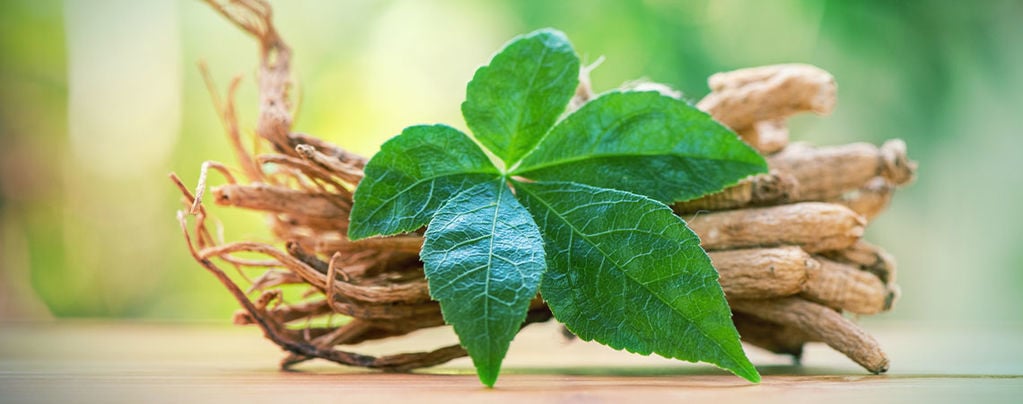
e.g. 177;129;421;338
685;202;865;253
732;311;812;359
729;297;890;374
709;247;812;299
820;241;898;284
698;64;837;131
801;257;895;315
768;140;916;202
673;171;797;214
737;119;789;155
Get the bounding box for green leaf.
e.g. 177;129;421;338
348;124;499;240
513;180;760;382
514;91;768;203
462;28;580;167
421;180;547;387
348;28;765;387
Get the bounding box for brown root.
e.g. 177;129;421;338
291;133;368;170
801;257;895;315
820;241;898;284
699;64;837;131
177;209;462;371
732;311;811;359
829;177;895;223
729;297;890;374
213;183;351;220
673;171;797;214
198;62;262;182
737;119;789;155
768;140;917;202
685;202;866;253
710;247;812;299
295;144;365;186
323;235;426;255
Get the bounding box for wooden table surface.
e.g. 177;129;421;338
0;320;1020;403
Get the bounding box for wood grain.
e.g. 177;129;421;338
0;322;1021;403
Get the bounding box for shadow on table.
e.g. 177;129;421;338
438;364;871;378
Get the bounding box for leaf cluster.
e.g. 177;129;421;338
349;29;767;387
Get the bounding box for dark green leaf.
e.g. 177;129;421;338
513;180;760;382
421;180;547;387
348;125;499;240
514;91;767;203
462;29;580;166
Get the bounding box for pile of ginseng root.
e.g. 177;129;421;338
174;0;915;375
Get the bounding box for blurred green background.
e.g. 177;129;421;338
1;0;1020;327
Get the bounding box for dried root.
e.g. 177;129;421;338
168;0;549;373
714;246;899;314
729;297;890;374
174;0;915;378
732;311;811;359
801;257;895;315
737;119;789;155
673;171;797;214
768;140;916;202
213;183;351;220
698;64;836;154
685;202;865;253
710;247;812;299
699;63;837;130
821;240;897;284
829;177;895;222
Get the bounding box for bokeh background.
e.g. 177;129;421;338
1;0;1021;329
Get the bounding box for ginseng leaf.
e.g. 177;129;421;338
348;124;499;240
514;91;767;203
421;180;546;387
462;28;580;166
513;180;760;383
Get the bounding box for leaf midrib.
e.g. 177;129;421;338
479;182;508;354
515;152;763;176
512;95;764;176
516;183;747;367
502;43;551;166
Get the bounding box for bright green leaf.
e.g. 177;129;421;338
514;91;768;203
350;28;763;387
462;28;580;167
421;180;547;387
513;180;760;383
348;124;499;240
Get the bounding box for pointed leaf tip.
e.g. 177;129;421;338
421;181;547;388
462;27;580;166
513;180;759;381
